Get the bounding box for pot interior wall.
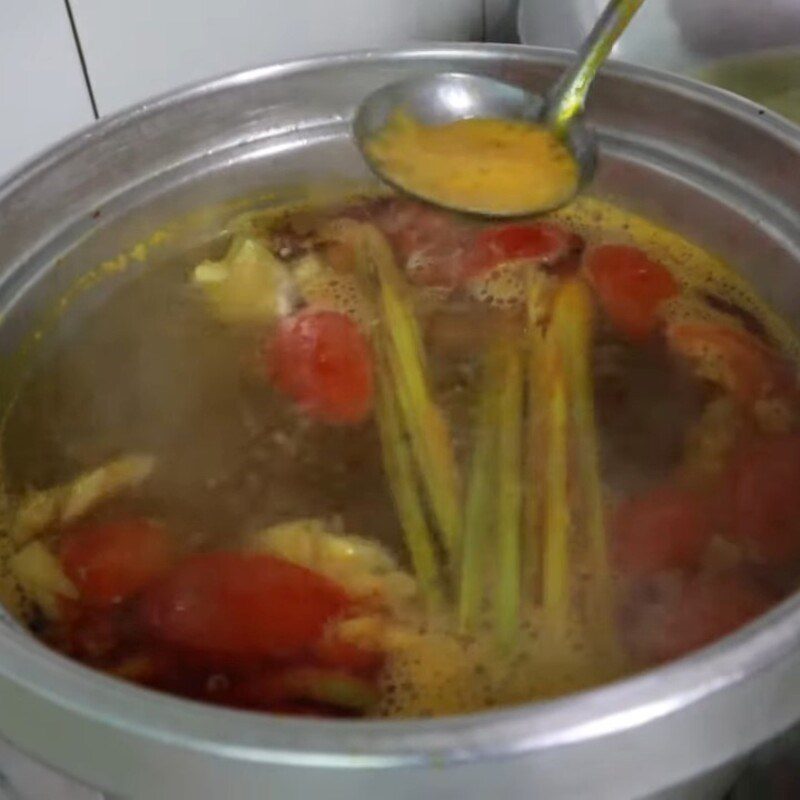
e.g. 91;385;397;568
1;57;799;381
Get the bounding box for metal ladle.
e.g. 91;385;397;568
353;0;645;217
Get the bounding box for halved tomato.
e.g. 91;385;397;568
266;309;374;424
464;222;580;280
613;482;716;576
585;244;679;341
141;552;351;659
60;518;175;607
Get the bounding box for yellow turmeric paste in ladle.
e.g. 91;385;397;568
365;110;580;217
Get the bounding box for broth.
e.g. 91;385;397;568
365;112;579;215
1;191;799;718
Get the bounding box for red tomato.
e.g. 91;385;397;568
666;322;789;405
70;607;122;660
375;198;473;288
464;222;580;279
613;483;716;576
51;602;123;661
60;519;175;607
267;310;374;424
649;573;774;662
585;245;679;341
141;552;351;659
722;434;800;563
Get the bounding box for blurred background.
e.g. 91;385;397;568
4;0;800;179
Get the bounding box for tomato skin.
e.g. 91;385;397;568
666;322;789;405
647;573;774;662
373;201;582;286
267;310;374;425
613;483;716;576
60;519;175;607
722;434;800;563
464;222;579;279
141;552;351;659
585;245;679;341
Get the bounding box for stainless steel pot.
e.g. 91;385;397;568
2;45;800;800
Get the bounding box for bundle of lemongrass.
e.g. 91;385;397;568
344;221;615;653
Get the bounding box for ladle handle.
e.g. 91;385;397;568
545;0;645;135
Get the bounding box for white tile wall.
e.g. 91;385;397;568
1;0;490;178
484;0;518;42
0;0;94;179
69;0;484;115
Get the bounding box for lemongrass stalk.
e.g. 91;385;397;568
458;346;502;632
557;281;606;569
556;279;615;646
328;220;445;605
364;229;462;555
493;340;524;648
374;345;443;610
525;270;551;605
381;316;462;556
541;299;572;628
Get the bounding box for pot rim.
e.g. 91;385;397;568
2;43;800;769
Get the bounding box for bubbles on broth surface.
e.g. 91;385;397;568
375;614;622;718
554;197;800;365
469;261;528;309
294;255;374;328
1;190;799;719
